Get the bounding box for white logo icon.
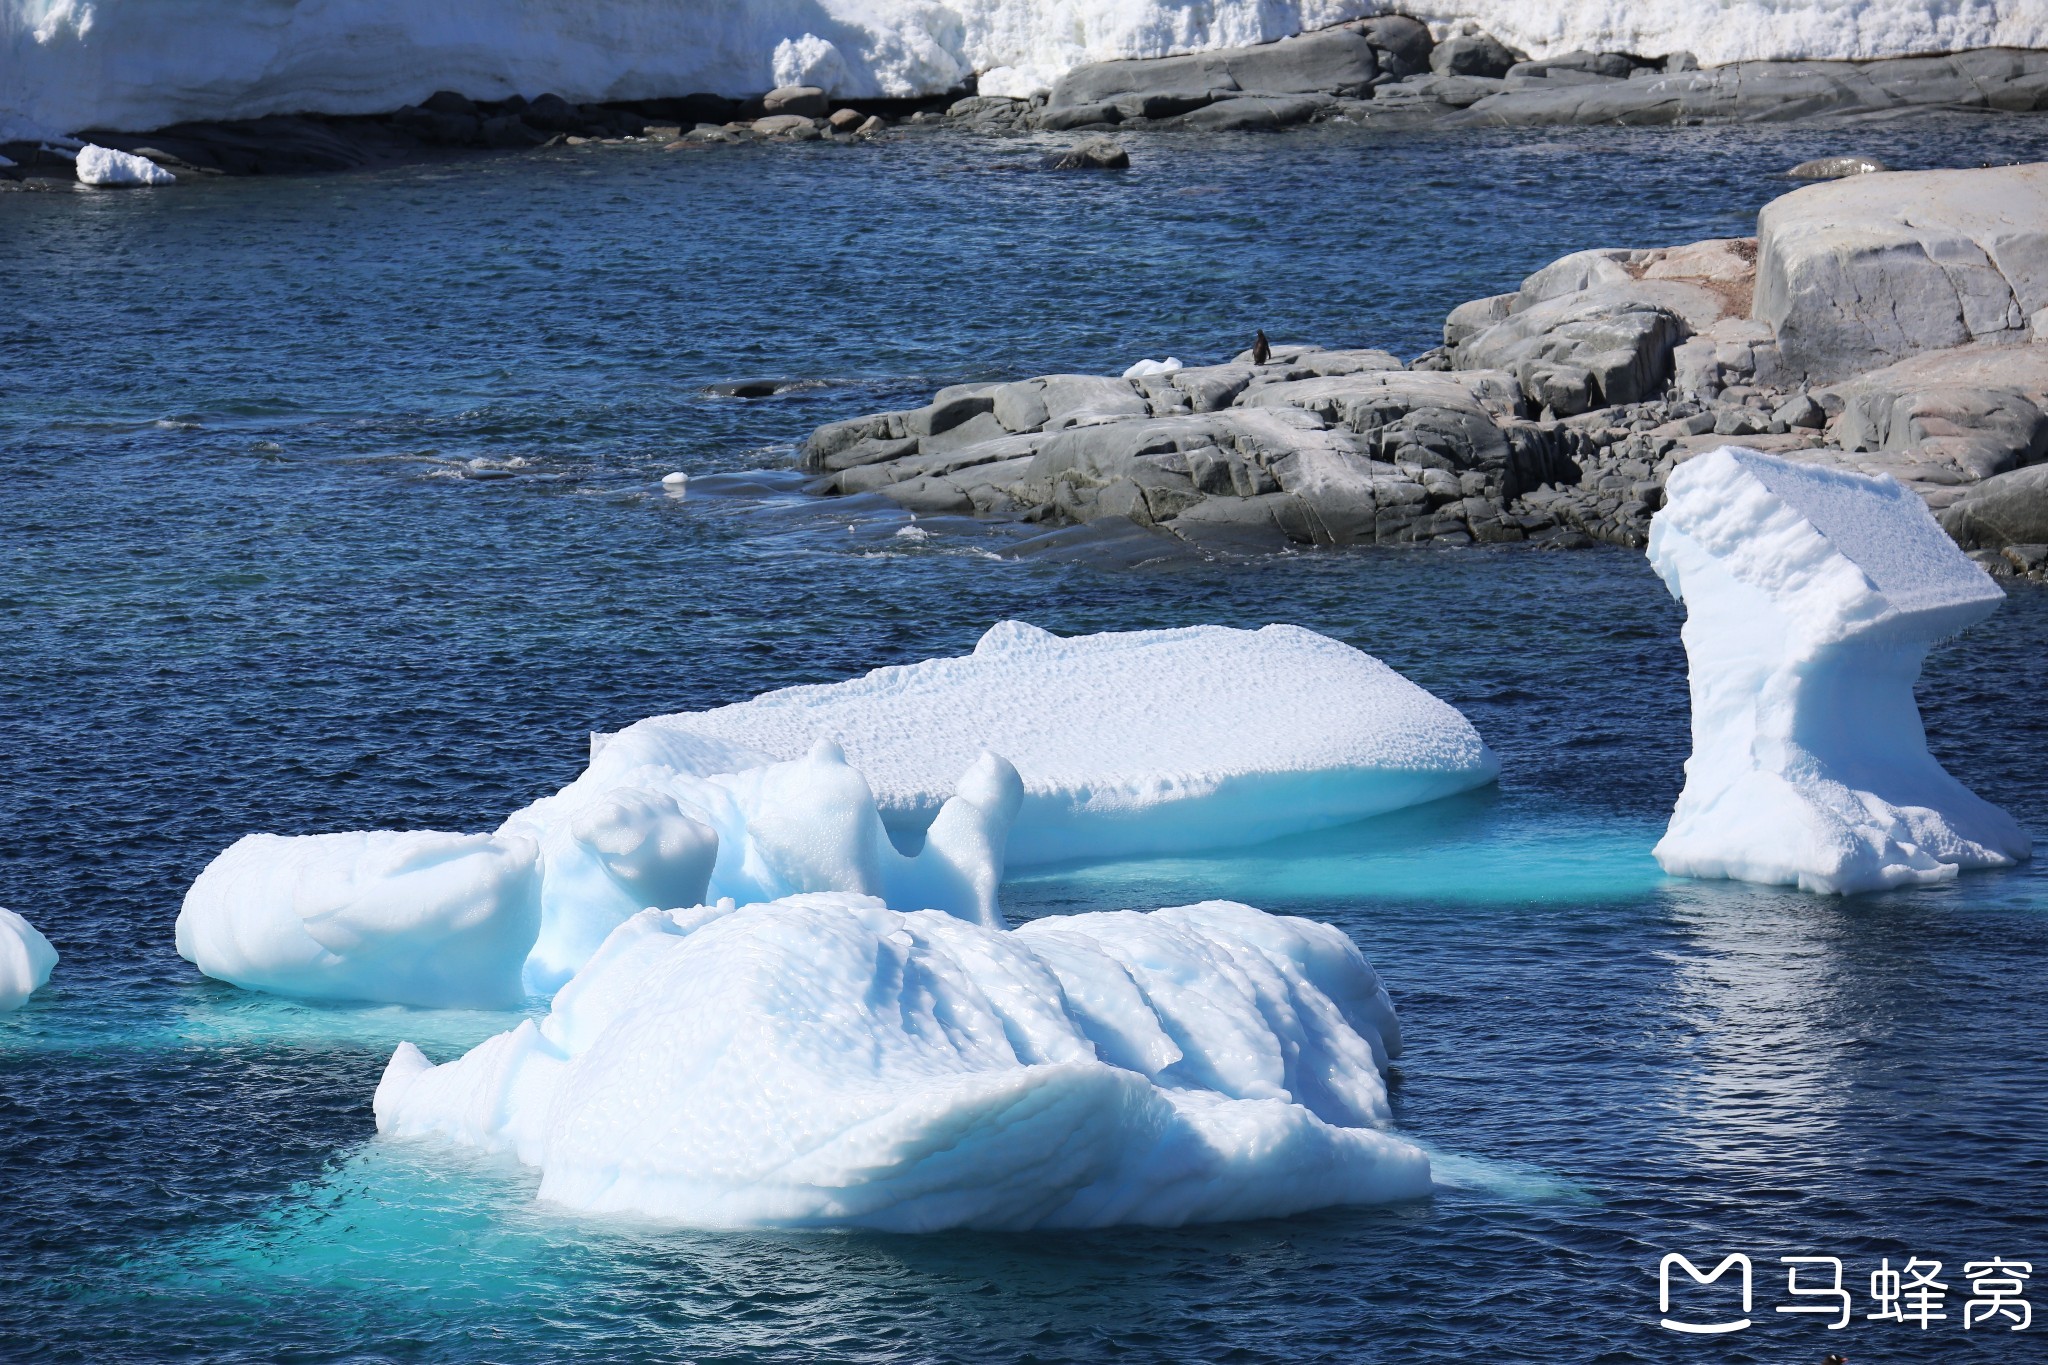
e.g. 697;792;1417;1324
1660;1253;1753;1335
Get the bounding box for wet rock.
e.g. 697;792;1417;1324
1354;15;1434;78
1787;154;1889;179
1047;26;1378;107
1042;139;1129;170
752;114;822;138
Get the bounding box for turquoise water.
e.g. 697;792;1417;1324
5;116;2048;1362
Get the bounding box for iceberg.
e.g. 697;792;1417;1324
373;892;1431;1229
74;143;174;186
0;907;58;1011
1647;446;2031;894
595;621;1500;867
9;2;2046;142
176;622;1494;1007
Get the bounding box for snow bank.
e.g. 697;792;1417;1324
177;622;1491;1007
597;621;1500;866
74;143;173;185
374;892;1430;1229
9;2;2045;141
0;907;58;1011
1647;447;2031;894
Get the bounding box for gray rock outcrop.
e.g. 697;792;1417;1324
1756;164;2048;382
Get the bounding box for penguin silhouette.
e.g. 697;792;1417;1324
1821;1355;1848;1365
1251;329;1271;366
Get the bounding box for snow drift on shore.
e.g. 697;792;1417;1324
374;893;1431;1229
176;621;1495;1008
1648;446;2030;894
7;2;2046;141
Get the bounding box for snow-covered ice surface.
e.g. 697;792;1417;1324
73;143;174;186
374;892;1431;1230
1647;446;2031;894
601;621;1500;867
8;2;2047;140
0;907;59;1011
176;622;1492;1006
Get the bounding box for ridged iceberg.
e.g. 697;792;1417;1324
374;893;1432;1230
1648;446;2031;894
177;622;1496;1007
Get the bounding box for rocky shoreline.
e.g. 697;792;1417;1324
796;162;2048;584
7;15;2048;187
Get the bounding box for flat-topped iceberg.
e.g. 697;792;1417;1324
0;907;58;1011
176;622;1497;1007
597;621;1500;866
374;893;1430;1229
1648;446;2031;893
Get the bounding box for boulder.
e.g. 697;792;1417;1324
1826;343;2048;480
1787;154;1888;179
762;86;830;118
1042;139;1129;170
1940;464;2048;549
1430;32;1519;79
1354;16;1434;78
752;114;821;137
1755;163;2048;381
1179;95;1330;131
1048;27;1377;107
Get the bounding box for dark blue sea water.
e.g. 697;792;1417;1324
4;116;2048;1363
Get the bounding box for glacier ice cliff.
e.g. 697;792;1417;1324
1648;446;2031;894
176;622;1495;1008
8;2;2048;140
373;892;1432;1229
0;907;58;1011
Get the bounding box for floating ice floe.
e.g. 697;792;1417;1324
374;892;1430;1229
177;622;1495;1007
0;908;58;1011
1648;447;2031;893
74;143;175;186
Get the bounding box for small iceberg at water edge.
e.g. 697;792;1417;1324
0;908;58;1011
1648;446;2030;893
373;892;1431;1230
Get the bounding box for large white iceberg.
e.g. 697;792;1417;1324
1647;446;2031;894
0;907;58;1011
177;622;1497;1007
374;892;1431;1229
9;2;2046;141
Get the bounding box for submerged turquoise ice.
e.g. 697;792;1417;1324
5;114;2048;1362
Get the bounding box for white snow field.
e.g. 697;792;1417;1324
176;622;1495;1007
8;2;2046;140
374;893;1432;1229
1648;447;2031;894
0;907;59;1011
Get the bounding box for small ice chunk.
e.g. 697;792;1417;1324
75;144;175;186
660;471;689;489
0;908;58;1011
1121;357;1183;378
374;893;1430;1230
1647;446;2030;893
